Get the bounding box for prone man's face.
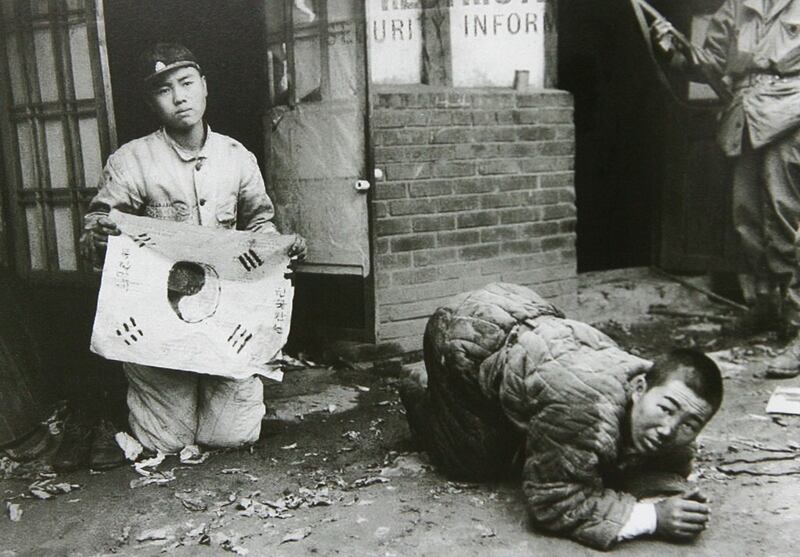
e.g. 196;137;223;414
629;374;713;454
146;66;207;131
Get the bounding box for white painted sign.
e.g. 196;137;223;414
450;0;547;87
367;0;423;84
91;211;294;381
366;0;548;87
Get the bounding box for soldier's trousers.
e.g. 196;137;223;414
733;127;800;326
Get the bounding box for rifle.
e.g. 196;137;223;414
630;0;733;105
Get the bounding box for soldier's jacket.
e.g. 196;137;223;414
85;127;276;232
413;283;693;550
702;0;800;155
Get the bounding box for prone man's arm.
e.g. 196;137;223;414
521;414;637;551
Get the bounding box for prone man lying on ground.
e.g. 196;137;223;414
399;283;723;550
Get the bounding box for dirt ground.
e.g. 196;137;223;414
2;269;799;557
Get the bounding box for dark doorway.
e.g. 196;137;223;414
557;0;675;272
103;0;266;167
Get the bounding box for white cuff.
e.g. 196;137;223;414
617;502;658;541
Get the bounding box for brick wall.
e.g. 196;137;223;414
371;86;577;354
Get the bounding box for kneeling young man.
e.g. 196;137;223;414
400;283;723;550
83;43;305;453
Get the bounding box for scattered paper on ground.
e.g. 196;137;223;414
29;480;78;500
134;452;166;475
116;432;144;461
281;527;311;544
180;445;209;465
6;502;22;522
91;210;295;381
766;387;800;415
380;453;429;477
707;348;750;379
136;527;173;542
175;491;207;512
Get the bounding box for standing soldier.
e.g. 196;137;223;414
653;0;800;378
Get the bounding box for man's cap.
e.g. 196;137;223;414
139;42;201;84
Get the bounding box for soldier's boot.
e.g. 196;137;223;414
726;292;780;335
765;329;800;378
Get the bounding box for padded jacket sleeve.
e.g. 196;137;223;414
520;384;637;551
498;318;652;550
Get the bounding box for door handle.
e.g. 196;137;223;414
354;180;371;193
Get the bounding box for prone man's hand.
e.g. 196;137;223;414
654;490;710;542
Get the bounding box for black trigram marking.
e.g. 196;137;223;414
116;317;144;346
133;233;155;248
227;324;253;354
238;249;264;272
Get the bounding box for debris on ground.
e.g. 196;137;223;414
136;526;173;543
180;445;210;465
717;454;800;476
127;451;178;488
281;527;311;544
115;432;144;461
648;304;733;324
1;456;54;481
0;457;20;480
185;522;208;540
130;469;176;489
351;476;390;489
765;387;800;415
707;347;752;379
715;438;800;477
270;353;320;371
379;453;429;477
134;452;166;475
475;523;496;538
6;502;22;522
220;468;260;482
208;531;249;555
342;431;360;442
114;526;131;545
28;479;79;500
429;481;481;498
175;490;208;512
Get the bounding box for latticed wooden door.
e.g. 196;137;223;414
0;0;115;278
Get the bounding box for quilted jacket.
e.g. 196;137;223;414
416;283;691;550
